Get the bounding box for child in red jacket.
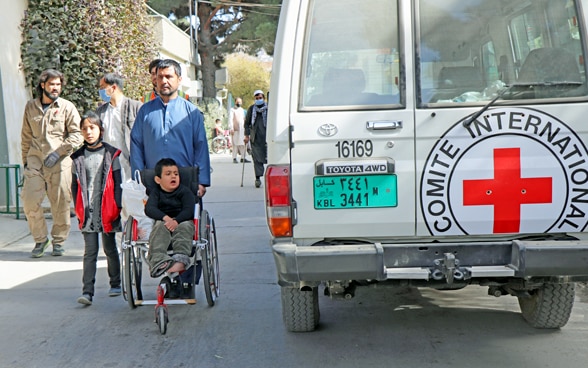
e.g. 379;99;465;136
71;111;123;306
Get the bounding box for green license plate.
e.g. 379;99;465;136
313;174;398;209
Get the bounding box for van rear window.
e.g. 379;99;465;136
300;0;402;110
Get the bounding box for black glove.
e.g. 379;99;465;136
44;151;60;168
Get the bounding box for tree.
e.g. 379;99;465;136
147;0;281;99
224;53;270;108
21;0;157;112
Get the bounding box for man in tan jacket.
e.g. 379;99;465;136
21;68;82;258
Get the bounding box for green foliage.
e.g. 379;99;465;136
224;53;271;108
230;0;281;55
21;0;157;112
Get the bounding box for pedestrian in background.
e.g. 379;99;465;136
71;112;123;305
214;118;224;139
96;73;142;181
21;68;83;258
244;90;268;188
142;59;162;102
229;97;248;164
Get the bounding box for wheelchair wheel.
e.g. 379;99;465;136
155;306;168;335
209;218;220;294
211;136;227;154
200;210;220;306
122;217;143;308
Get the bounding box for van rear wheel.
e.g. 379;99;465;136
517;283;575;329
281;286;320;332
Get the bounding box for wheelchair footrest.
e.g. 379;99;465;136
135;299;196;306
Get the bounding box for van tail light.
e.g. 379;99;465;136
265;165;292;237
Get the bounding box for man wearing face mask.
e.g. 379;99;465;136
95;73;142;181
229;97;248;164
244;90;268;188
21;68;83;258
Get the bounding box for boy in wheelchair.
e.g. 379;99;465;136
144;158;196;278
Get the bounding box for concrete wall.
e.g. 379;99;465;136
0;0;30;167
0;0;29;210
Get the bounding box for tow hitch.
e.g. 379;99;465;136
432;253;467;284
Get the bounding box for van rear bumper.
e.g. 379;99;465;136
271;239;588;283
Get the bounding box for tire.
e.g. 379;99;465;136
518;283;575;329
281;286;320;332
200;210;218;306
210;218;220;298
211;137;227;154
156;306;168;335
122;217;142;309
204;218;220;304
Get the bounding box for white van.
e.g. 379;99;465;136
265;0;588;332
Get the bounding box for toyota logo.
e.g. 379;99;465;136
318;123;338;137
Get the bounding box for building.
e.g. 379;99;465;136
150;9;202;101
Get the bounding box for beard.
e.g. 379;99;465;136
159;86;178;97
43;88;60;101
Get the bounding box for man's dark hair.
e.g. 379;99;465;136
157;59;182;77
102;73;124;90
36;69;65;97
149;59;162;73
154;158;178;178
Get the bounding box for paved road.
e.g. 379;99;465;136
0;153;587;368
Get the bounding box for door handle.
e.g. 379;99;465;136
366;120;403;130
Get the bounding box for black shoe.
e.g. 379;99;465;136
233;158;238;164
241;158;251;163
255;179;261;188
31;239;50;258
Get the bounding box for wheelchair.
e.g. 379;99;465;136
211;130;231;154
120;167;220;334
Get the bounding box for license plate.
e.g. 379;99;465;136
313;174;398;209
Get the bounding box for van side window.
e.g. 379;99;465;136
300;0;402;110
418;0;588;106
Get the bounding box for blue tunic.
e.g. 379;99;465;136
130;97;211;186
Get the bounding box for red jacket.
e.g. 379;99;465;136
71;143;122;233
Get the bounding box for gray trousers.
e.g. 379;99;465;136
82;232;120;296
147;220;194;270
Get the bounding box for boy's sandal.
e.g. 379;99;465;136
150;260;173;278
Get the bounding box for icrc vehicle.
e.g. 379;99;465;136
265;0;588;332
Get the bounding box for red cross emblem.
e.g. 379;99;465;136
463;147;552;233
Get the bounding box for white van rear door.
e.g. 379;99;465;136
289;0;416;239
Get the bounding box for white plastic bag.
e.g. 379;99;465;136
121;170;153;240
